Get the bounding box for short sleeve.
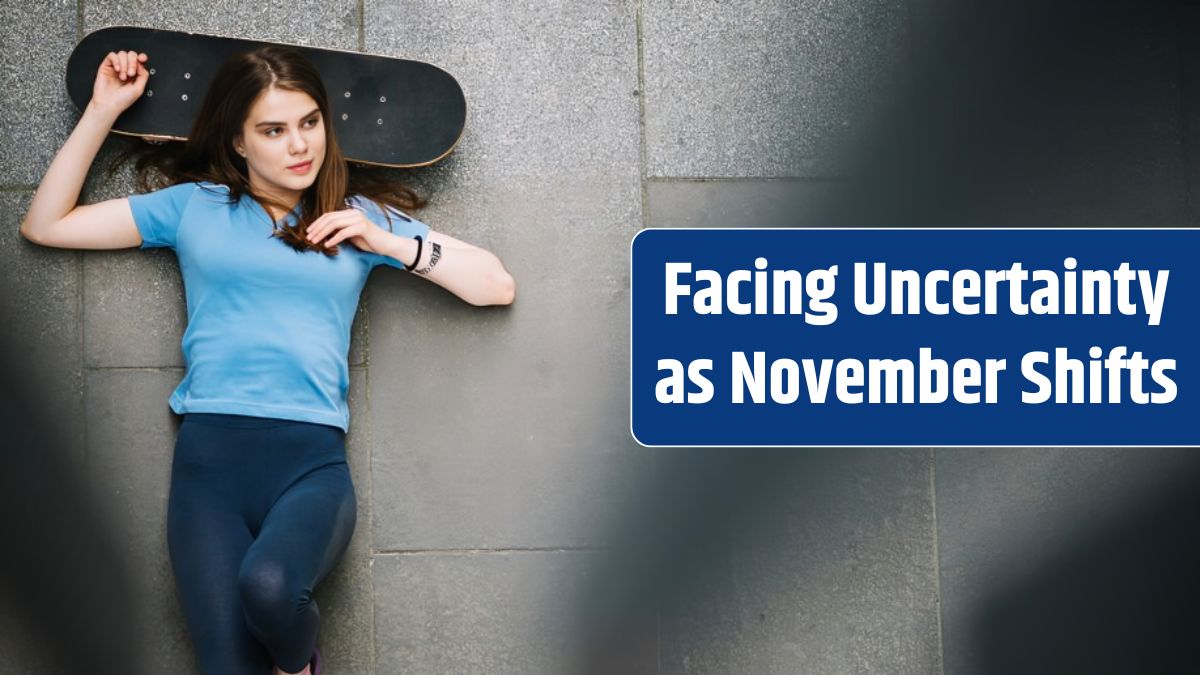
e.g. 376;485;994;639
127;182;198;250
347;195;432;270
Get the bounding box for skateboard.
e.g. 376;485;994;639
66;26;466;168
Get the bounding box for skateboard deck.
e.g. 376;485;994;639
66;26;466;168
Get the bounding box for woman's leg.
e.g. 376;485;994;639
237;456;357;674
168;419;275;675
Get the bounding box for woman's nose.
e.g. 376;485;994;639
289;130;307;153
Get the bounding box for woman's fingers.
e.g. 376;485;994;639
113;51;142;81
324;222;364;247
307;209;360;242
309;217;340;242
103;50;148;83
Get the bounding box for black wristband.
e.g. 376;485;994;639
404;234;424;271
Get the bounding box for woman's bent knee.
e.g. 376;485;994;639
237;558;305;626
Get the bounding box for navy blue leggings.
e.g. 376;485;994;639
167;412;357;674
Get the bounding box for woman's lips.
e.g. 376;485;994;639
287;161;312;173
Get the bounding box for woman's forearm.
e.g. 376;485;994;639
383;233;516;306
20;101;120;238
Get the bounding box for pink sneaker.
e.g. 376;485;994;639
310;646;322;675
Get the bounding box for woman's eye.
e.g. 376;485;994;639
265;118;318;136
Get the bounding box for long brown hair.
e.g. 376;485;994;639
106;44;426;257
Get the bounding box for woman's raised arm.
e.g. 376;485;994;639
20;51;149;249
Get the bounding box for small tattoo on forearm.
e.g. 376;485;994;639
415;241;442;275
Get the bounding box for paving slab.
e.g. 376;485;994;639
0;0;79;186
361;2;642;552
643;0;908;179
903;0;1187;227
656;447;941;674
366;174;645;551
83;2;359;49
85;367;193;673
363;0;639;182
314;365;378;674
1;191;85;463
0;600;61;674
935;447;1200;674
373;549;653;675
645;178;856;228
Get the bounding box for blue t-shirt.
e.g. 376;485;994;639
127;181;429;432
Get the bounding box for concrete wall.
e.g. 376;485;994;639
2;0;1197;673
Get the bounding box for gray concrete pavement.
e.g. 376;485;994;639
3;1;1196;673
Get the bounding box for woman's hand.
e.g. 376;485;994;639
305;207;396;256
91;51;149;116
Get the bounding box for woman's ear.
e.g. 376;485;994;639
232;135;245;157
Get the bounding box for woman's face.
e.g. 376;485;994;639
233;87;326;204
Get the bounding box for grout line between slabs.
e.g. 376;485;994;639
930;448;946;674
